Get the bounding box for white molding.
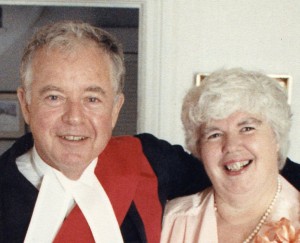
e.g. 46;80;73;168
136;1;162;135
0;0;142;8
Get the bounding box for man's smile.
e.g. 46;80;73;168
61;135;87;141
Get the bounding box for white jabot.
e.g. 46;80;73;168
54;162;123;243
20;146;123;243
24;168;73;243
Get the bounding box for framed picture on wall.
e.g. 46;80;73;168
0;92;25;139
196;73;293;104
269;75;292;104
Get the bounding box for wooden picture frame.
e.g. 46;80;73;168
0;92;25;139
196;73;293;104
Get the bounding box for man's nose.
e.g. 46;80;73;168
62;100;85;125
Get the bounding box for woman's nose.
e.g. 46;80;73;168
222;133;241;153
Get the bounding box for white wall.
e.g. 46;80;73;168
152;0;300;163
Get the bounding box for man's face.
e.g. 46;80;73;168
18;42;124;179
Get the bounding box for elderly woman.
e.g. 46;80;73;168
161;68;300;243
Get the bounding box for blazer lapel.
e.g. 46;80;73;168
96;136;141;225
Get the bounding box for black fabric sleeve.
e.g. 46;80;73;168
135;133;211;204
281;158;300;190
0;188;3;243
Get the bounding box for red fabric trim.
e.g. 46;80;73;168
53;206;94;242
99;136;162;242
133;149;162;243
96;136;140;224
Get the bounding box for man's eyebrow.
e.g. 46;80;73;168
84;86;106;95
38;85;107;95
39;85;63;95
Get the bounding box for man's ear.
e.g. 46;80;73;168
111;93;124;129
17;87;30;125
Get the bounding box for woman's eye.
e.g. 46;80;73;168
241;127;255;132
207;133;221;140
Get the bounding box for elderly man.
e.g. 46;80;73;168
0;21;299;243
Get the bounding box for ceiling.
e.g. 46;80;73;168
39;6;139;28
0;5;139;28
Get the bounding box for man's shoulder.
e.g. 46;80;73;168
135;133;177;148
0;133;33;158
106;135;143;152
0;133;33;174
283;158;300;170
109;135;139;143
135;133;188;158
281;158;300;191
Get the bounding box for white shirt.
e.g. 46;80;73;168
16;146;75;214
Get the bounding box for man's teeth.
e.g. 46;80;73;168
225;161;251;171
63;136;85;141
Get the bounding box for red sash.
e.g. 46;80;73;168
54;136;162;243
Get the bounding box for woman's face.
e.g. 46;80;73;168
198;111;279;196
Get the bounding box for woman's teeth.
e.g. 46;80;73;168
225;160;251;172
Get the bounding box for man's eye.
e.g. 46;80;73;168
47;95;58;100
45;95;60;102
44;95;64;106
88;97;100;103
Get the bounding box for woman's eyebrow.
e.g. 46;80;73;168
201;126;220;137
238;117;262;126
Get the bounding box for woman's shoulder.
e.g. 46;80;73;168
164;187;213;217
280;175;300;200
271;175;300;226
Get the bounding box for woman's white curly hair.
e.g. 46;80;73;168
181;68;292;169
